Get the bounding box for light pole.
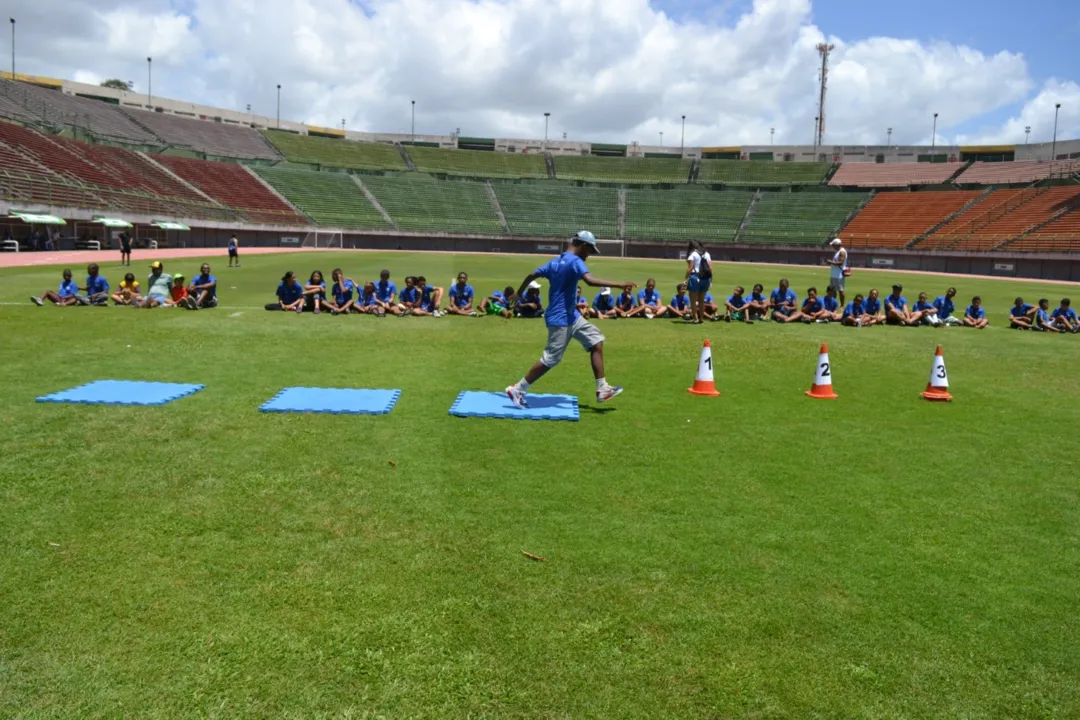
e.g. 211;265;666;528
146;57;152;107
770;127;774;145
1024;125;1030;144
544;111;550;147
813;116;819;155
887;127;892;145
411;100;415;141
1051;103;1061;167
931;112;938;151
659;131;663;147
9;18;13;81
341;118;345;131
680;115;686;153
276;84;281;128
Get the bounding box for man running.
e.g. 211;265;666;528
506;231;636;408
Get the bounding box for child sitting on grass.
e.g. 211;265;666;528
30;269;79;306
963;296;989;328
111;273;141;306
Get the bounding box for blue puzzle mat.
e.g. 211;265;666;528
36;380;205;406
448;391;579;421
260;387;401;415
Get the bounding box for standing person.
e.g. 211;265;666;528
30;269;80;306
119;231;132;266
505;231;635;408
684;240;712;324
826;238;848;305
188;263;218;308
140;261;172;308
227;234;240;267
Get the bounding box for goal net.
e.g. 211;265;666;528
594;238;625;257
302;231;343;249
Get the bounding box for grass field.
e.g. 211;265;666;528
2;250;1079;719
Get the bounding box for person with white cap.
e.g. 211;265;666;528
589;286;618;319
514;280;545;318
505;231;636;408
826;238;848;305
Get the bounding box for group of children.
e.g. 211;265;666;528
30;261;218;309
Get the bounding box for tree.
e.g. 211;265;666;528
100;79;133;91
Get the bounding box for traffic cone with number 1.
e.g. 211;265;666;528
920;345;953;401
688;339;720;396
805;343;838;399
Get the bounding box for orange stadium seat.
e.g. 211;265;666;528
837;190;981;248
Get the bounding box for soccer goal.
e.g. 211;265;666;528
301;231;343;249
594;238;626;257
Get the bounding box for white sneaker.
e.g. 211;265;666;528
505;385;528;409
433;310;443;318
645;311;654;320
596;385;623;402
30;296;43;306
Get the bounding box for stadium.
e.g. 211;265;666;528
3;11;1080;718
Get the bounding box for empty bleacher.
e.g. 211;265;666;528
1011;200;1080;252
493;184;618;238
740;192;868;245
951;187;1080;251
838;190;982;248
362;176;503;234
262;131;406;171
624;188;752;242
158;156;308;225
0;168;108;209
829;162;959;188
920;189;1031;249
554;156;691;185
254;167;388;228
123;109;279;160
956;160;1080;185
0;78;159;144
698;160;831;187
406;146;548;180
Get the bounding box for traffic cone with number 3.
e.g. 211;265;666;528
920;345;953;401
688;339;720;396
805;343;838;399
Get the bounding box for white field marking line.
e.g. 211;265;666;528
228;311;245;318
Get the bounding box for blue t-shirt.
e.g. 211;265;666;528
1037;308;1051;324
842;300;864;318
637;288;661;307
864;297;882;315
822;296;840;312
449;283;474;308
399;286;420;304
749;291;765;304
885;294;907;310
533;251;589;328
616;292;635;310
1051;307;1077;321
671;293;689;311
86;275;109;295
1010;303;1034;318
704;293;715;304
191;273;217;297
228;237;237;250
802;297;823;313
914;300;935;313
966;304;985;319
727;294;746;308
934;296;955;318
491;290;508;304
593;293;615;312
333;280;356;304
276;281;303;304
58;279;78;298
307;281;326;300
771;288;796;314
375;280;396;303
359;290;377;307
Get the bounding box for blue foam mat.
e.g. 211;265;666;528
260;387;401;415
36;380;205;406
448;391;579;421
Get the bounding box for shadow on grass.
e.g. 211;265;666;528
579;404;617;414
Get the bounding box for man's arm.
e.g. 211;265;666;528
516;273;539;299
581;272;635;291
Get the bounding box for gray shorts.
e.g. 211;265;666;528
541;316;605;368
829;274;846;292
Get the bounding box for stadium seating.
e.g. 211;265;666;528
0;79;159;144
952;187;1080;251
920;189;1030;249
697;160;831;187
553;156;691;184
739;192;868;245
254;167;388;228
362;176;503;234
624;188;751;242
157;156;309;225
829;162;959;188
1011;201;1080;252
838;190;982;248
0;120;127;188
406;146;548;179
123;109;279;160
493;184;618;238
0;168;108;209
262;131;406;171
955;160;1080;185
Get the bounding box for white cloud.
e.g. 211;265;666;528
6;0;1075;146
955;79;1080;146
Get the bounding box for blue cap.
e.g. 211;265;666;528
572;230;600;254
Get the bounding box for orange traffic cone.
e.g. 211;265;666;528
805;343;838;399
688;339;720;396
920;345;953;401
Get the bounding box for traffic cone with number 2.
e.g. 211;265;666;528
805;343;838;399
920;345;953;401
688;339;720;396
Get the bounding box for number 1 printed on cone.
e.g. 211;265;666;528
688;339;720;396
920;345;953;402
806;343;838;399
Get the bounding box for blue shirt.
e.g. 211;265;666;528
400;286;420;304
885;294;907;310
727;294;746;307
914;300;935;313
277;281;303;304
449;283;474;308
593;293;615;312
802;297;823;313
864;297;882;315
966;304;985;319
333;280;356;304
671;293;689;311
1010;303;1033;318
533;251;589;327
307;280;326;300
822;296;839;312
843;300;864;318
1051;307;1077;321
85;274;109;295
58;279;78;298
616;292;635;310
190;273;217;297
1037;308;1051;324
228;237;237;250
771;288;796;314
637;288;661;307
419;286;436;310
933;296;955;318
375;280;396;303
359;290;377;307
704;293;715;304
750;291;765;304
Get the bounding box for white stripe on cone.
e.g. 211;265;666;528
928;351;949;388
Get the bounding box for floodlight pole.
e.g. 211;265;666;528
9;18;13;81
680;115;685;153
887;127;892;145
1051;103;1061;169
276;84;281;128
1024;125;1030;144
411;100;415;141
147;57;152;107
544;111;550;149
659;130;663;147
770;127;774;145
931;112;938;151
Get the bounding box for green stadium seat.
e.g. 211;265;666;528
406;146;548;179
698;160;830;187
624;189;752;241
262;131;406;172
362;176;503;234
253;167;388;228
493;184;618;237
554;156;691;184
739;192;867;245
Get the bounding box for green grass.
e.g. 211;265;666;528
2;252;1080;718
